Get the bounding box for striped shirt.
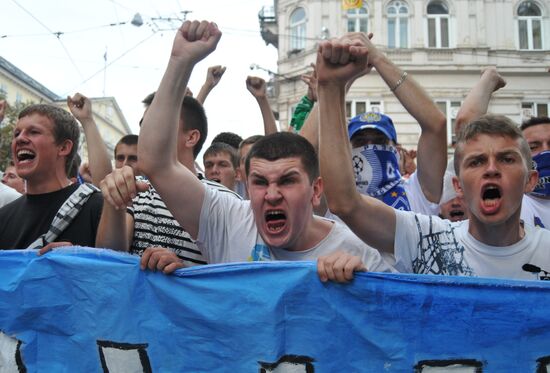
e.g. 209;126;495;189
127;176;241;266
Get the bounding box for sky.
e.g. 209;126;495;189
0;0;278;153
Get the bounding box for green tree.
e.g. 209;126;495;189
0;97;35;171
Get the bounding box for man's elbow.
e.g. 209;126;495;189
454;110;476;136
326;193;358;220
434;112;448;135
136;150;160;178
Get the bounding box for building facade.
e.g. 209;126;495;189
0;56;131;160
259;0;550;149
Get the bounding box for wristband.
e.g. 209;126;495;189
391;71;408;92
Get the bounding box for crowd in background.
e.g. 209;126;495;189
1;19;550;283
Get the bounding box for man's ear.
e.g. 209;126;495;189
311;176;324;207
452;175;464;199
58;140;73;157
186;129;200;149
236;167;245;182
524;169;539;193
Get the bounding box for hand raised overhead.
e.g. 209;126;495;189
316;33;374;86
170;20;222;65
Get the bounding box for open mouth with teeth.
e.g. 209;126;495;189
211;178;221;183
449;209;465;221
480;185;502;214
16;149;36;164
265;210;287;234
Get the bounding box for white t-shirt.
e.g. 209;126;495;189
403;171;440;216
0;183;21;208
521;194;550;229
394;210;550;280
197;186;394;273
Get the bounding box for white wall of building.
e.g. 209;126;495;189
266;0;550;149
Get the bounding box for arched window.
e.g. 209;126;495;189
517;1;543;50
387;1;409;48
290;7;306;52
347;5;368;33
427;0;449;48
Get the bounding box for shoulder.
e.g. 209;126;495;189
76;184;103;211
397;209;455;233
201;179;242;200
0;194;23;218
0;183;21;205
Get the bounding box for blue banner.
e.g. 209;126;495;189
1;247;550;372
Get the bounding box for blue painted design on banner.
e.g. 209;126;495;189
1;248;550;371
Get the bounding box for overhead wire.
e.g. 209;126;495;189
63;31;158;96
9;0;84;79
2;22;547;65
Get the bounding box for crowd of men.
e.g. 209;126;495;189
1;20;549;284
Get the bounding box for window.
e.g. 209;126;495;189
436;100;461;144
345;100;384;120
15;92;22;105
387;1;409;48
347;4;368;33
522;102;549;120
517;1;543;50
427;1;450;48
290;7;306;52
0;83;7;96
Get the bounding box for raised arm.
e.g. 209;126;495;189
290;65;317;135
317;33;396;254
67;93;112;186
196;65;226;104
300;55;370;152
365;39;447;203
454;67;506;135
138;20;221;239
246;76;278;135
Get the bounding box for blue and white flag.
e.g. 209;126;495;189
1;247;550;371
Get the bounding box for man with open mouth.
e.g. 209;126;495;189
0;101;104;251
452;67;550;230
132;20;394;282
438;170;467;223
203;142;239;192
316;33;550;280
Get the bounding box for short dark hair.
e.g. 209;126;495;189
181;96;208;158
115;133;139;157
19;104;80;175
211;132;243;150
245;132;319;183
454;114;531;175
239;135;264;150
520;116;550;131
238;135;264;164
114;134;138;157
203;142;239;169
140;93;207;158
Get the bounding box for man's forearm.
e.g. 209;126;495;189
80;118;112;186
256;96;278;135
96;205;130;251
139;60;192;176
